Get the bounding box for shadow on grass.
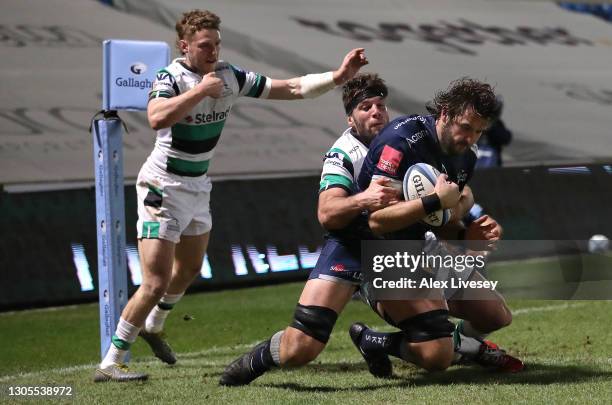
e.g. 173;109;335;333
263;361;612;393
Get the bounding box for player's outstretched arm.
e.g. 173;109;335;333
318;177;398;230
369;174;460;236
267;48;368;100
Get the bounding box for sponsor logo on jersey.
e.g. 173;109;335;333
324;159;343;168
324;151;343;160
456;169;468;185
406;130;427;144
377;145;403;176
156;72;171;81
330;264;346;272
115;77;153;90
130;62;147;75
185;107;232;124
393;115;426;130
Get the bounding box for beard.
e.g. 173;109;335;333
439;122;468;156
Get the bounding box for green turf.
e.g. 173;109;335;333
1;280;611;404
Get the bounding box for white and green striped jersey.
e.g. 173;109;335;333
146;58;271;177
319;128;369;194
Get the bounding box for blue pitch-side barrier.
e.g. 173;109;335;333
94;39;169;359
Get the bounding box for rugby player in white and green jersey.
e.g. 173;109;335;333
94;9;370;383
220;73;400;387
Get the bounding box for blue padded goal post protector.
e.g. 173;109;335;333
102;39;170;111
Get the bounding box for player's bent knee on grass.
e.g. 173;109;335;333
278;303;338;366
476;302;512;333
449;299;512;334
396;309;455;371
281;327;327;366
407;339;454;372
353;301;456;374
290;303;338;344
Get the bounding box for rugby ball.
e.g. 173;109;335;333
403;163;451;227
588;234;609;254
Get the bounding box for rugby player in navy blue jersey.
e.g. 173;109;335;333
351;78;523;375
220;73;400;386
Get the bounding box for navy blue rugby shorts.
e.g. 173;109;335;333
308;238;363;285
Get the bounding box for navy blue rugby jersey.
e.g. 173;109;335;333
357;114;478;239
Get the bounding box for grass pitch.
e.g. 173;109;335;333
1;279;611;404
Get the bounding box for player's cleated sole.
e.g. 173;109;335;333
139;331;177;365
219;340;269;386
93;363;149;382
349;322;393;378
476;340;525;373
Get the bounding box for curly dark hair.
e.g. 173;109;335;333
342;73;388;115
175;10;221;53
426;77;498;123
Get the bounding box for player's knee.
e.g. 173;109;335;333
282;329;325;366
475;305;513;333
411;341;454;371
495;308;512;330
140;276;171;301
397;309;455;371
290;303;338;345
179;264;203;278
398;309;455;343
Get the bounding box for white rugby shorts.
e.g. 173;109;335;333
136;162;213;243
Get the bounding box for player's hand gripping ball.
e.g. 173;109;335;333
403;163;451;227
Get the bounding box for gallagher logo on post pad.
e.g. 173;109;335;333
130;62;147;75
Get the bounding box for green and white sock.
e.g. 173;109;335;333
100;318;140;368
453;320;488;361
145;293;183;333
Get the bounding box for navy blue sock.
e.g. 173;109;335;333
359;329;404;358
249;340;276;374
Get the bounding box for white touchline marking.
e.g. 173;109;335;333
511;302;586;315
0;343;254;382
0;302;599;382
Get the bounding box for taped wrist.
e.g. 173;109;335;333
421;193;442;214
300;72;335;98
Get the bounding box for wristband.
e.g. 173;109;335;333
300;72;335;98
421;193;442;214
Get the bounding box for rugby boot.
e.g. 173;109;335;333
219;340;270;386
349;322;393;378
139;330;177;365
93;363;148;382
475;340;525;373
